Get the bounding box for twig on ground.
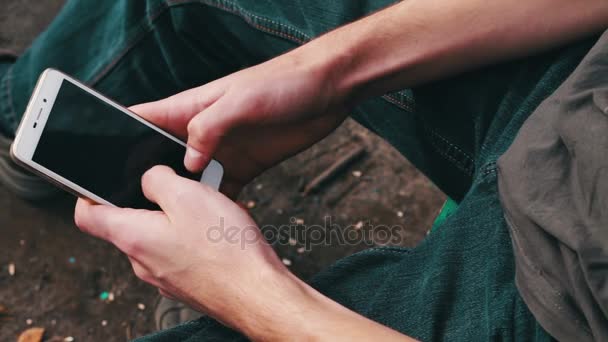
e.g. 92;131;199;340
302;146;366;196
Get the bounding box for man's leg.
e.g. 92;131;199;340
0;0;280;199
1;0;599;340
1;0;483;201
0;0;510;203
141;40;592;342
0;0;256;137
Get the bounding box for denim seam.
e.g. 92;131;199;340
173;0;417;112
427;127;472;162
425;126;475;176
45;0;457;177
382;93;415;113
88;2;175;86
482;161;497;175
165;0;311;44
1;65;17;131
384;92;477;176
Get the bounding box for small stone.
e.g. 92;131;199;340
255;184;263;190
295;218;304;225
297;247;306;254
354;221;364;230
245;200;256;209
26;318;33;325
352;170;362;178
108;292;115;302
101;320;108;327
276;209;284;215
137;303;146;311
51;320;57;326
288;238;297;246
19;240;25;246
282;258;292;266
396;211;404;218
8;263;15;276
68;257;76;264
64;337;74;342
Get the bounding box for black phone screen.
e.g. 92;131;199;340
32;79;200;209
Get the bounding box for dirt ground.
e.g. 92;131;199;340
0;1;445;341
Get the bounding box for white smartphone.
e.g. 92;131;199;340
10;69;223;209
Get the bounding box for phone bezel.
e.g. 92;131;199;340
11;68;223;206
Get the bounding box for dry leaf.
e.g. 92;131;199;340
17;327;45;342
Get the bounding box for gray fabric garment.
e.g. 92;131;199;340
498;30;608;341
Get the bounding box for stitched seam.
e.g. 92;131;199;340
425;126;475;176
166;0;419;114
427;135;474;174
502;211;592;334
482;161;497;175
4;65;16;130
358;246;412;256
167;0;310;44
441;152;473;176
382;93;414;112
89;2;172;86
0;67;9;132
426;126;474;163
213;0;311;41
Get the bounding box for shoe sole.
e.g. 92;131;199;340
154;296;203;331
0;134;58;200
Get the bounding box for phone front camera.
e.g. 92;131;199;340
43;99;47;103
33;122;38;128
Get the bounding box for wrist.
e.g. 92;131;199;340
234;269;321;341
285;15;401;109
221;263;414;342
281;34;361;111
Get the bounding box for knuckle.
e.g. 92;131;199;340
151;269;168;282
187;116;205;140
73;210;84;229
133;267;149;283
173;187;198;208
119;234;141;256
73;205;90;232
142;165;169;188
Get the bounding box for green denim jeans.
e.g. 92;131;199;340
0;0;597;340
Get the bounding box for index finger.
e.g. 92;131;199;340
74;198;167;254
129;82;226;139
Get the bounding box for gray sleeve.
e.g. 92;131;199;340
497;30;608;342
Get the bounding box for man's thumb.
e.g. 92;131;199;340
184;99;234;172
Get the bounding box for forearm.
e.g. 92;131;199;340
202;1;608;339
297;0;608;105
232;270;416;341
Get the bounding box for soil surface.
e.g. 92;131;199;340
0;1;445;340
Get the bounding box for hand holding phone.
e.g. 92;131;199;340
11;69;223;209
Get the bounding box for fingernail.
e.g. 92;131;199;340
185;147;204;169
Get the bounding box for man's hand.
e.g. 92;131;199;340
74;166;291;326
130;51;349;198
73;0;608;340
74;166;416;341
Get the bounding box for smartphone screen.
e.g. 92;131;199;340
32;79;200;209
